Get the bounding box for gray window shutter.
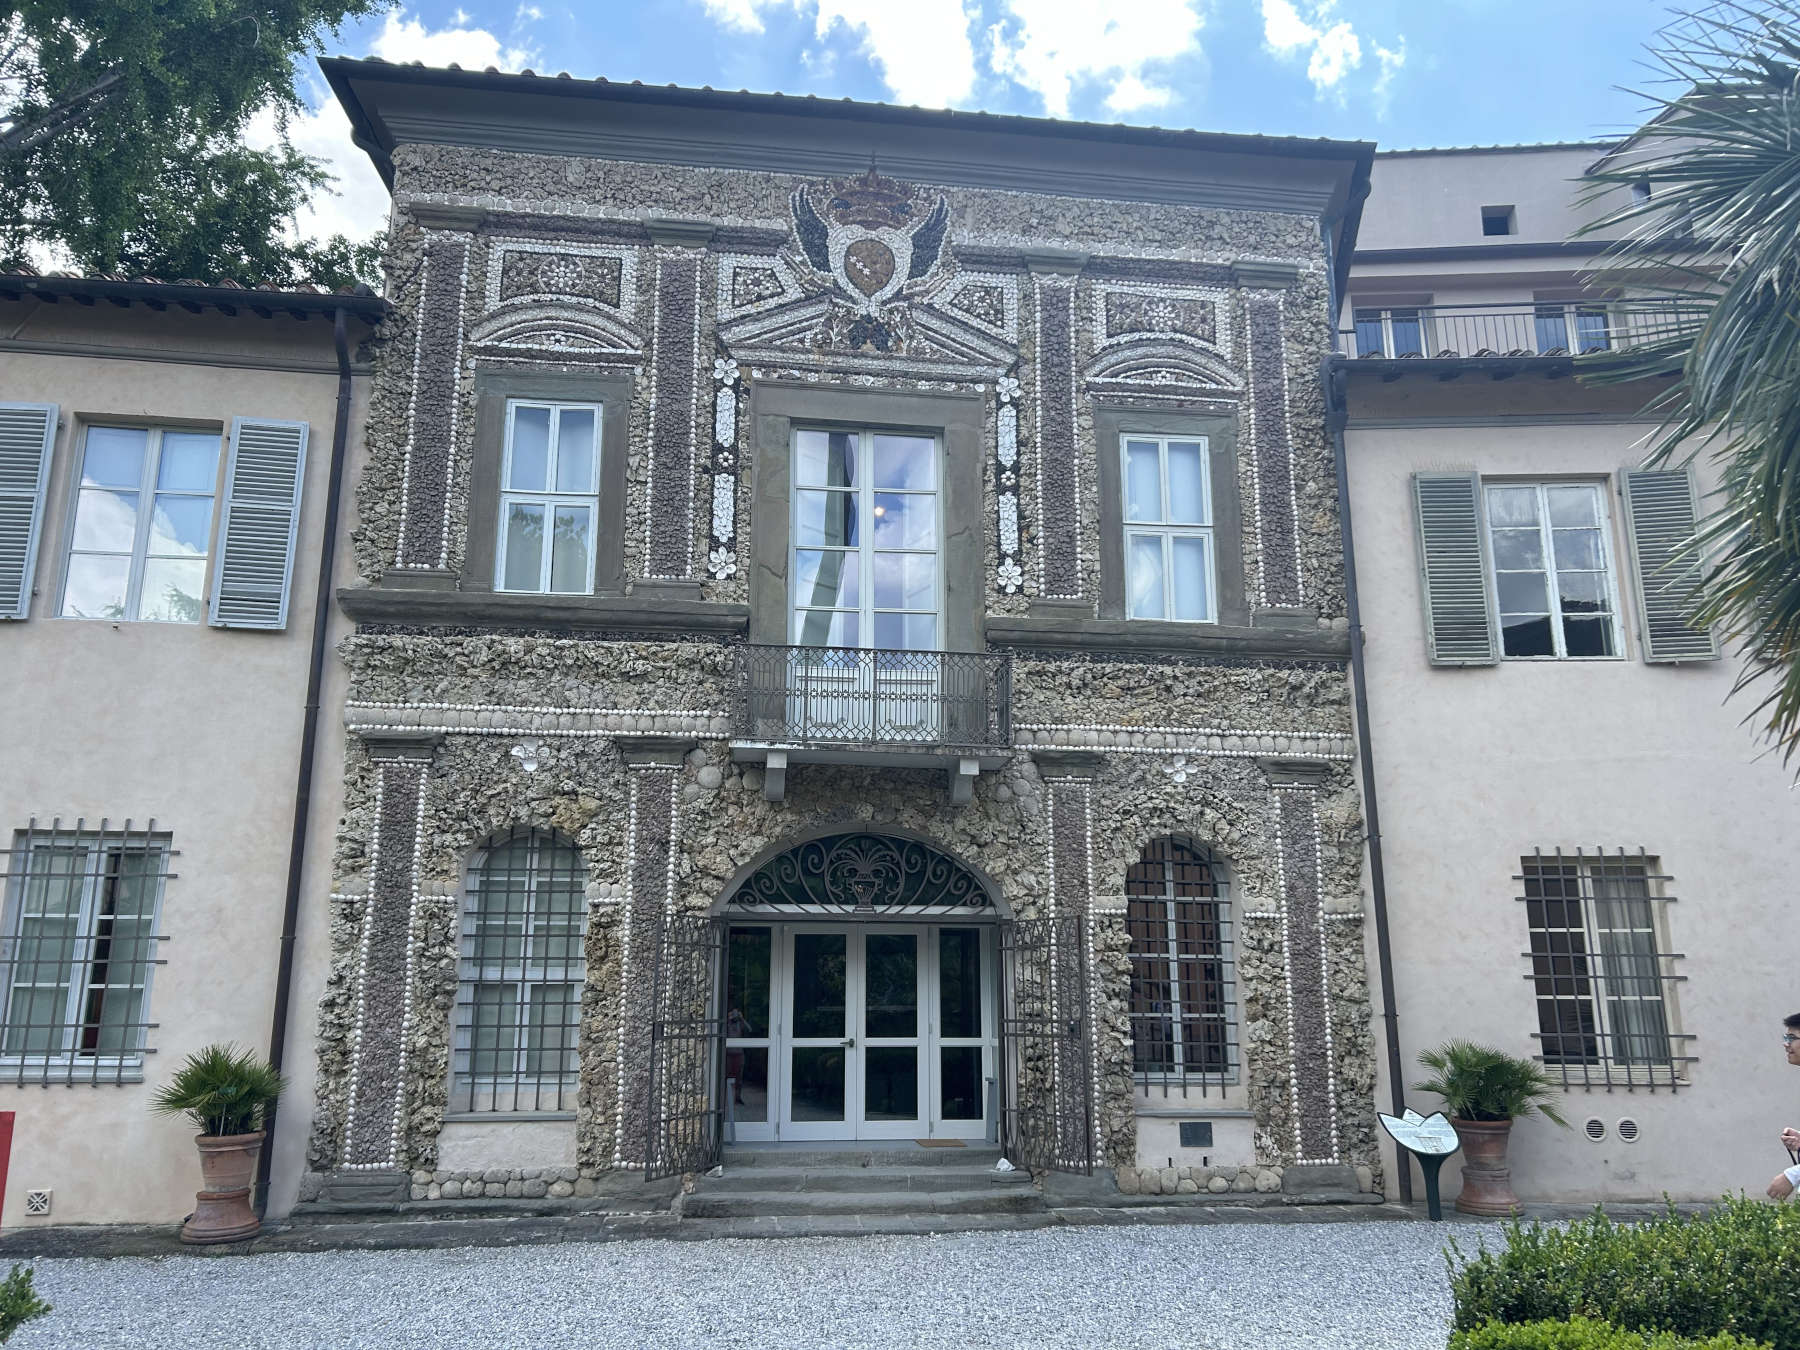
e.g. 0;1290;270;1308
0;403;58;621
1619;466;1719;662
1411;471;1498;666
209;417;308;630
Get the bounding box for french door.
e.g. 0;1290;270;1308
788;427;944;743
723;923;994;1142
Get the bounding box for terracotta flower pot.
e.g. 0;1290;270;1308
1452;1117;1520;1216
180;1131;265;1245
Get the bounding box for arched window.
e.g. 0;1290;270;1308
452;828;587;1114
1125;838;1234;1092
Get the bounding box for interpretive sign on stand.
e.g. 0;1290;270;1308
1377;1108;1460;1220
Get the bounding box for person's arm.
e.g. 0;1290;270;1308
1769;1165;1800;1200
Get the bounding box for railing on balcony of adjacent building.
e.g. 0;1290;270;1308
730;644;1013;754
1336;299;1702;362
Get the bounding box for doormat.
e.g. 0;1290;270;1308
914;1139;966;1148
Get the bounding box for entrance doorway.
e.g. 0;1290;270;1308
723;923;995;1142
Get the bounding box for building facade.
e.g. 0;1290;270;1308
302;60;1384;1204
1339;146;1800;1204
0;274;381;1225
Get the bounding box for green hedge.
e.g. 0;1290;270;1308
1447;1198;1800;1349
1449;1317;1769;1350
0;1265;48;1344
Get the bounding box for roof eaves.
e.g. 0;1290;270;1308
0;270;388;320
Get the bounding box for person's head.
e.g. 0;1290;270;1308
1785;1012;1800;1067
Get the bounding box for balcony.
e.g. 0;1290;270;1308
728;645;1013;803
1336;299;1700;371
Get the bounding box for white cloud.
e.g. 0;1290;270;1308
246;7;546;251
988;1;1204;120
1260;0;1400;102
701;1;976;106
245;96;392;245
1104;74;1172;116
699;0;768;33
369;9;538;71
1372;38;1405;109
809;0;976;106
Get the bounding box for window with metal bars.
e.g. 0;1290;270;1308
0;821;171;1085
1126;838;1236;1095
451;828;588;1114
1520;848;1691;1091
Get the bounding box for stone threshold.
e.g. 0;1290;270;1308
0;1199;1420;1260
0;1198;1712;1261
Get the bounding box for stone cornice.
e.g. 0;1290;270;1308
338;585;749;638
986;614;1350;663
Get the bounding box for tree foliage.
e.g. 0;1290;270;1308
1583;2;1800;766
0;0;387;288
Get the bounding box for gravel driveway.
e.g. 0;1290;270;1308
10;1220;1507;1349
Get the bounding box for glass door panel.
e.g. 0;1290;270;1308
783;929;849;1136
860;932;922;1133
725;927;774;1136
931;926;992;1137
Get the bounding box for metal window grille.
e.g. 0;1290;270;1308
1519;848;1693;1092
452;827;587;1114
1126;838;1237;1096
0;820;172;1086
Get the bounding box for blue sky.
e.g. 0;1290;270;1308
275;0;1679;243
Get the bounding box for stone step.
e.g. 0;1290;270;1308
720;1146;1004;1169
699;1165;1032;1194
680;1187;1047;1220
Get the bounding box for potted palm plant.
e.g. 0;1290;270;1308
152;1044;285;1244
1413;1039;1567;1215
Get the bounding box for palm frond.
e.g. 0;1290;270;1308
1579;1;1800;765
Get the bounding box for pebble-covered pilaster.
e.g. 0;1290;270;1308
395;233;471;572
1246;290;1303;609
341;740;433;1169
645;252;703;580
1032;276;1081;601
613;764;677;1167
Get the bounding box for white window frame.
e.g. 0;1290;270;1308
1351;304;1429;358
451;831;587;1117
494;400;603;596
1532;301;1613;355
788;426;944;652
0;832;168;1078
1481;479;1627;661
1121;434;1217;624
59;424;221;623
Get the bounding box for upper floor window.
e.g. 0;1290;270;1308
1534;302;1611;356
0;823;169;1084
1484;481;1622;659
1127;838;1234;1091
1123;435;1214;623
1352;306;1424;358
791;427;940;651
1481;205;1517;236
452;827;587;1115
1520;849;1683;1087
61;425;220;622
496;401;601;594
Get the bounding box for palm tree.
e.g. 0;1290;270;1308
1582;2;1800;766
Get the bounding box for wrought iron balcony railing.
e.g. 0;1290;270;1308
1337;299;1703;361
730;644;1013;754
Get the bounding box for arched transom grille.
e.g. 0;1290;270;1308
728;833;992;916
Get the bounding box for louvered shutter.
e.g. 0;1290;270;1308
1619;466;1719;662
209;418;308;630
0;403;58;621
1411;471;1498;666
